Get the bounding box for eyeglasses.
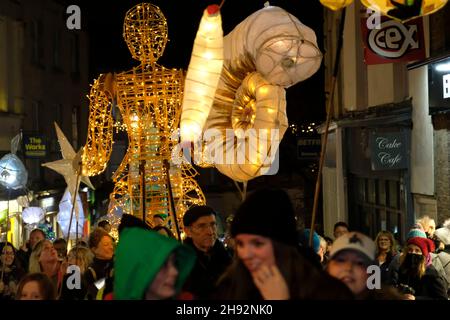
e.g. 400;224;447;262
191;222;217;232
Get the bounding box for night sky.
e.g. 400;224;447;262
75;0;326;122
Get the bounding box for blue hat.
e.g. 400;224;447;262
406;228;427;240
302;229;320;253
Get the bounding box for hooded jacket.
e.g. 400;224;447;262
114;227;196;300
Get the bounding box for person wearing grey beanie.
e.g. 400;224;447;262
215;187;354;300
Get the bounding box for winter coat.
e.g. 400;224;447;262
85;257;114;300
182;238;232;300
396;264;448;300
432;249;450;294
0;264;25;300
114;227;196;300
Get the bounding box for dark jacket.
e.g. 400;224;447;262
59;272;89;300
183;238;232;300
0;264;25;300
15;248;30;272
379;251;396;284
396;264;448;300
84;257;114;300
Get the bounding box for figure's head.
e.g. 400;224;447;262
53;238;67;260
123;3;168;63
333;222;349;239
151;214;165;228
29;228;46;249
0;242;16;267
98;220;112;233
326;232;376;298
89;228;114;260
16;273;56;300
416;215;436;237
375;230;396;254
183;205;218;252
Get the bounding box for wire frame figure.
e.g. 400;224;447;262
82;3;205;238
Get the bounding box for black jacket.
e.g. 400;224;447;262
397;264;448;300
182;238;232;300
84;257;114;300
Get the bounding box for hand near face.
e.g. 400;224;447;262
403;293;416;300
251;264;289;300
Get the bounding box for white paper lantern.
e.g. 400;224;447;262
22;207;45;224
223;5;322;88
180;5;224;142
198;6;321;182
0;153;28;190
57;188;84;239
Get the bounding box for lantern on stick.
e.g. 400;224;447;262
22;207;45;225
57;188;84;239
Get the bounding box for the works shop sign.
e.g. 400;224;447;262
428;57;450;114
23;134;47;158
361;17;425;65
369;132;407;170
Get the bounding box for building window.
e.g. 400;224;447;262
349;175;404;243
55;103;63;127
30;20;44;66
32;101;42;131
71;106;79;149
52;30;61;70
70;34;80;76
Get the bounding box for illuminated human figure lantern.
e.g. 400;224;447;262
82;3;205;235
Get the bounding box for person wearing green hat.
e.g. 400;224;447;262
114;227;196;300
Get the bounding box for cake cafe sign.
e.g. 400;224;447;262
369;132;407;170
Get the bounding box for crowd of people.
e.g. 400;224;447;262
1;187;450;300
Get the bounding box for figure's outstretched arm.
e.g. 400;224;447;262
82;73;115;176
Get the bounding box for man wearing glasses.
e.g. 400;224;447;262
182;205;232;299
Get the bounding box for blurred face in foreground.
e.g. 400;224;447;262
235;234;276;274
145;254;178;300
19;281;44;300
327;250;368;297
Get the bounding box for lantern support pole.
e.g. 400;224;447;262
309;8;346;247
66;165;82;245
163;159;181;241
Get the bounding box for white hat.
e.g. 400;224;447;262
330;231;376;262
435;220;450;245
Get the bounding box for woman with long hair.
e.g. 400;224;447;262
393;236;447;300
28;239;62;295
0;242;26;300
374;230;397;284
215;188;353;300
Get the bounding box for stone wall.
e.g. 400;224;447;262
434;129;450;225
